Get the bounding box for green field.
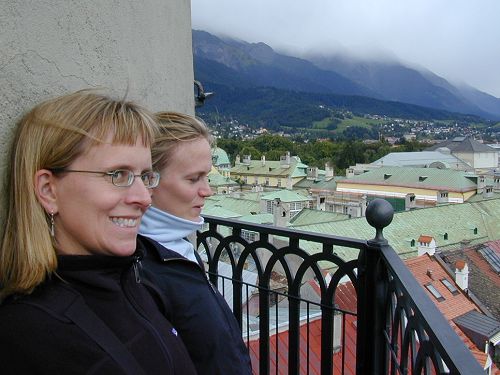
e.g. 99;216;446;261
312;116;385;133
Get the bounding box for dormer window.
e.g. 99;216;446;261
419;176;428;182
441;278;459;295
425;283;445;302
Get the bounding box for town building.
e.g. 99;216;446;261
230;152;308;190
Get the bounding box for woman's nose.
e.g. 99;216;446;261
126;177;153;208
200;179;213;197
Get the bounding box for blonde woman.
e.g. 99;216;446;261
139;112;252;375
0;91;196;375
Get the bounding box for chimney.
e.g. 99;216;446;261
261;155;266;166
436;190;449;204
454;260;469;291
235;155;241;165
494;175;500;190
426;269;435;280
405;193;416;211
243;155;251;165
280;151;291;167
325;163;334;180
477;175;486;190
483;185;494;198
272;198;288;227
307;167;319;180
417;235;436;256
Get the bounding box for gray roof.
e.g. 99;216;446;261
426;137;496;153
372;151;470;169
454;310;500;339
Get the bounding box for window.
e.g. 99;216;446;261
410;239;415;247
425;283;445;302
266;200;273;214
265;177;269;186
241;230;257;242
277;178;282;187
441;278;459;295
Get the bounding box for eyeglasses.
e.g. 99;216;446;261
52;169;161;188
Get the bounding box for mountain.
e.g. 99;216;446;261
193;30;377;97
192;30;500;120
311;54;500;119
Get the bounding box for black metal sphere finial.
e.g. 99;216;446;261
365;198;394;243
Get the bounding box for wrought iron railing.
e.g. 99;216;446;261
196;199;483;374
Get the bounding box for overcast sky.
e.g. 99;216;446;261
191;0;500;98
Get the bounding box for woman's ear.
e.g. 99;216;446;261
34;169;58;214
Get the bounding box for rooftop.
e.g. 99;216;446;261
337;166;478;192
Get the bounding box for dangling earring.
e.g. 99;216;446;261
50;211;55;237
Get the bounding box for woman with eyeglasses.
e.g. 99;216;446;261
0;90;197;374
138;112;253;375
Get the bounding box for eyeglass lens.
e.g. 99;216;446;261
110;170;159;188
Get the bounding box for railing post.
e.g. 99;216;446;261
356;199;394;375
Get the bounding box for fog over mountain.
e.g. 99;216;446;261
191;0;500;100
193;30;500;120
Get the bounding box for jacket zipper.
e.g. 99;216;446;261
133;256;142;283
126;257;175;370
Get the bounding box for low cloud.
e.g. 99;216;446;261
192;0;500;98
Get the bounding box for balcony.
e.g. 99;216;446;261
197;199;483;374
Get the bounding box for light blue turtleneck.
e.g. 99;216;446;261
139;206;204;263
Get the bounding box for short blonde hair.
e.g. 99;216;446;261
0;90;157;300
152;112;214;172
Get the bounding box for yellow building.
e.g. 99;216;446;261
336;166;480;205
230;152;307;190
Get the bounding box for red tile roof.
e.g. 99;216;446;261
247;280;358;375
405;254;491;369
245;256;494;374
248;314;357;375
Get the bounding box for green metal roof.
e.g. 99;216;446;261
204;195;260;216
207;172;238;187
294;176;339;191
288;208;348;226
231;157;307;179
237;213;274;224
261;190;311;202
201;204;241;218
212;147;231;166
338;166;478;192
290;198;500;264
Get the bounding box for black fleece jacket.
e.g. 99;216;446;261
138;235;253;375
0;252;197;375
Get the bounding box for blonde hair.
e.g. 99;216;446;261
0;89;157;300
152;112;214;172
